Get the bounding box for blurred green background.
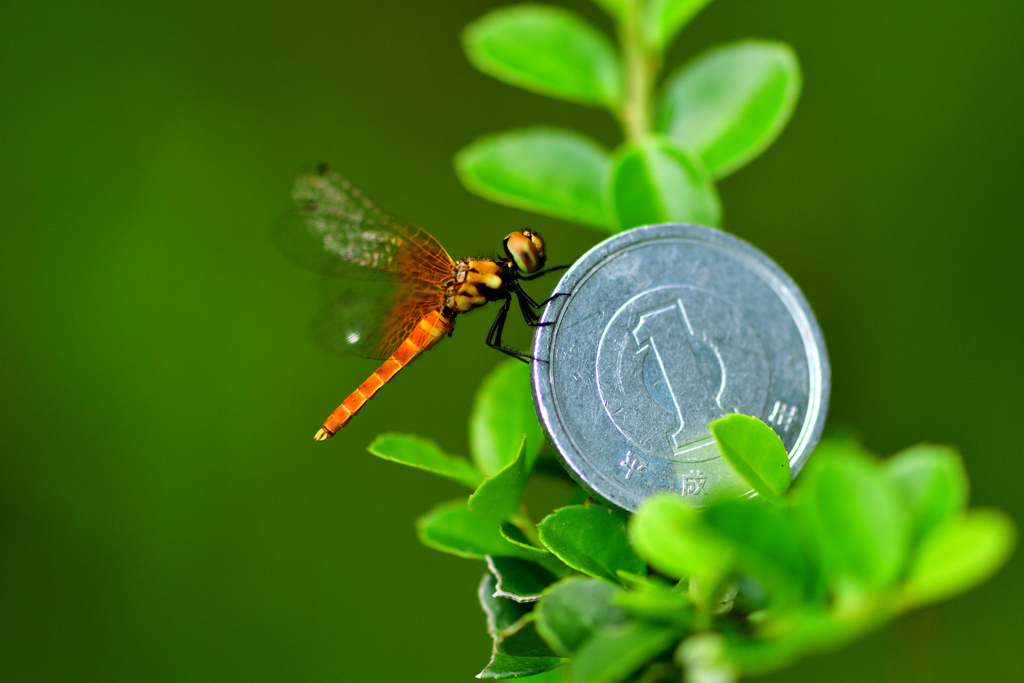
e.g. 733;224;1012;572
1;0;1021;680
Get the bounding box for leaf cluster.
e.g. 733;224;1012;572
369;365;1015;681
455;0;801;232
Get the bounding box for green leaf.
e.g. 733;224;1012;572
366;433;482;488
455;127;610;228
590;0;624;19
572;622;683;683
479;573;567;679
791;450;911;591
607;137;721;231
722;609;881;676
612;575;694;628
905;509;1016;606
884;444;969;540
500;522;548;556
500;522;574;578
480;571;533;633
463;4;623;107
535;577;629;656
702;500;809;609
709;414;791;504
644;0;715;48
631;494;734;581
538;504;646;582
470;436;531;522
417;499;535;560
488;556;559;602
480;652;564;680
658;40;801;178
509;671;563;683
470;359;544;476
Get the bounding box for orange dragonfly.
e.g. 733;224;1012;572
273;164;564;440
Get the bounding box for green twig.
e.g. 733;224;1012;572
619;0;661;140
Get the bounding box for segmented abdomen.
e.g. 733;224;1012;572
315;309;453;439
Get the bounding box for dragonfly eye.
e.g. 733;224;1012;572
504;231;545;274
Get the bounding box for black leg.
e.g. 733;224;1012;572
515;290;550;328
486;296;533;363
517;285;569;310
519;264;570;281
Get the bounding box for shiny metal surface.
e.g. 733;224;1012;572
532;224;830;511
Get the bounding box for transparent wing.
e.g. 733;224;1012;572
273;163;454;284
310;279;446;360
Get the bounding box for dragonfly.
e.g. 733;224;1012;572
273;164;565;440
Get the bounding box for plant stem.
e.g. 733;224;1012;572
620;0;660;141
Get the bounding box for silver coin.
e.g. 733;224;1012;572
532;223;830;512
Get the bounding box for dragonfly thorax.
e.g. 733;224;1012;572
447;259;507;314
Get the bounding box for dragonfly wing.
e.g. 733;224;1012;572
310;279;446;360
273;164;454;282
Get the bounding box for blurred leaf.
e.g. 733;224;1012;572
645;0;715;48
535;577;629;656
479;573;567;678
471;360;543;476
722;609;882;676
590;0;624;19
538;504;646;582
631;494;734;581
488;556;559;602
470;436;531;522
455;127;610;228
607;137;721;231
884;444;969;540
658;40;801;178
702;500;809;609
709;414;791;504
791;451;911;591
572;622;683;683
500;522;574;577
463;4;623;107
366;433;482;488
677;633;739;683
612;575;694;628
417;499;535;560
905;509;1016;606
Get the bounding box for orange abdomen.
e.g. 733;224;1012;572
314;310;453;440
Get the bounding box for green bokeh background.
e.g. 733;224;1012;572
1;0;1021;680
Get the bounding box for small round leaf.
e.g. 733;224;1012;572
537;504;646;582
417;499;535;560
470;360;543;476
658;40;801;178
709;414;791;504
455;127;611;228
463;5;623;107
906;509;1016;606
884;444;969;540
607;137;721;231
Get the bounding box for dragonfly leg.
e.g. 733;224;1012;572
516;284;569;310
512;286;569;331
514;290;555;329
519;264;570;281
486;296;534;363
538;292;570;307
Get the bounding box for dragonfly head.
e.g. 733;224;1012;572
504;229;546;275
